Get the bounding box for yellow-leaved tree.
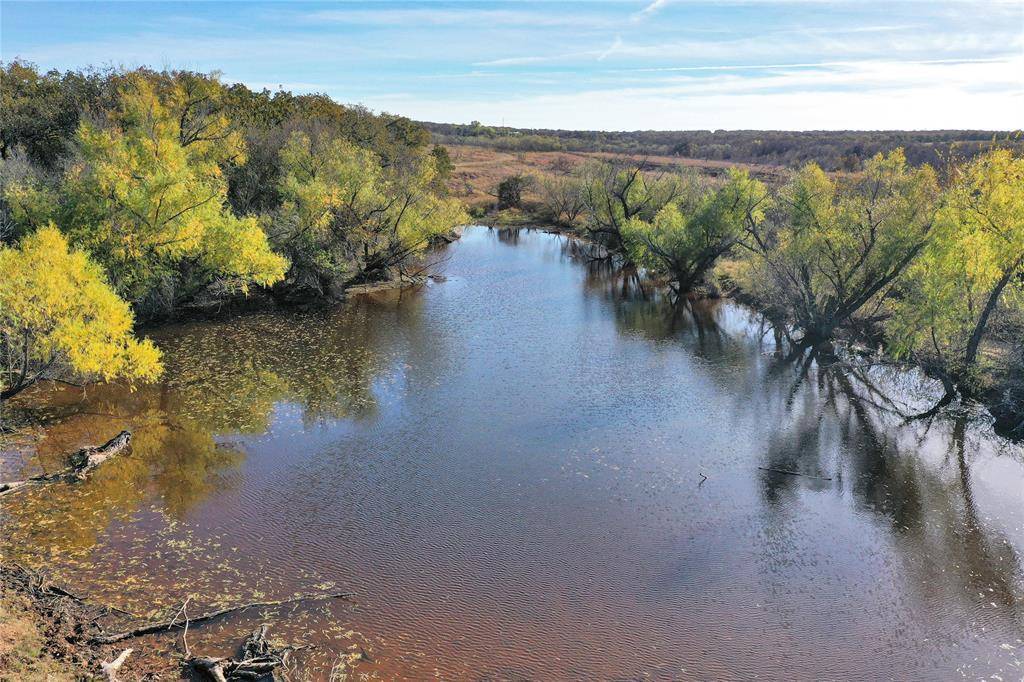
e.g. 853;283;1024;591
886;148;1024;399
741;149;941;343
5;73;287;314
274;130;467;293
0;225;162;400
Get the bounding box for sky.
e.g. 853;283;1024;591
1;0;1022;131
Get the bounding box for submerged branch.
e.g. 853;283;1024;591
91;591;356;645
0;431;132;497
758;466;833;481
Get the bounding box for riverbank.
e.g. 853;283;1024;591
0;564;108;680
1;226;1022;679
133;226;467;330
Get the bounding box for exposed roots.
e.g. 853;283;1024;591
186;625;298;682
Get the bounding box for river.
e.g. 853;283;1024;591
3;226;1023;680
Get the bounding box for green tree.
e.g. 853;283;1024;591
496;174;531;210
429;144;455;194
0;60;107;168
580;160;684;254
537;172;587;227
274;130;467;293
742;149;940;343
886;148;1024;398
623;169;769;294
0;225;162;400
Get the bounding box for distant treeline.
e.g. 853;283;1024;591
424;121;1021;171
1;61;465;400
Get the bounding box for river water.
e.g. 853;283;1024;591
3;226;1023;680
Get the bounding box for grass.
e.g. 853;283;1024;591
444;143;787;212
0;588;77;681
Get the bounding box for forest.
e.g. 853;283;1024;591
488;145;1024;436
0;61;466;401
426;120;1023;171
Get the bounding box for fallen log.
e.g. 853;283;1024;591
92;591;355;645
0;431;131;497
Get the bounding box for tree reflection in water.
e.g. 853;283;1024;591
1;227;1022;678
580;249;1024;645
1;294;430;565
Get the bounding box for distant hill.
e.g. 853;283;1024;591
423;121;1020;171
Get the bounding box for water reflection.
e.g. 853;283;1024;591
2;294;433;560
2;226;1022;679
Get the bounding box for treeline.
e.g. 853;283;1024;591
519;147;1024;432
0;61;466;400
425;120;1022;171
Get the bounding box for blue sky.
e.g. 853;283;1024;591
2;1;1022;130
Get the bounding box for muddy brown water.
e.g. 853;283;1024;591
2;226;1023;680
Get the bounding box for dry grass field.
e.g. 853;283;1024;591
445;144;788;210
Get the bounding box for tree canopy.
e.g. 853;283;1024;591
622;168;768;294
886;148;1024;396
0;62;463;400
740;149;941;342
0;225;162;399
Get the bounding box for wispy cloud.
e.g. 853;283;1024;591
474;55;561;67
632;0;671;22
2;0;1019;130
598;36;624;61
377;56;1023;130
608;56;1013;74
301;8;614;29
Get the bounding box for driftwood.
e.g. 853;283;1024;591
92;591;355;645
186;625;294;682
2;563;346;679
0;431;132;497
101;648;133;682
758;466;833;481
186;624;317;681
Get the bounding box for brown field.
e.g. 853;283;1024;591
445;143;788;210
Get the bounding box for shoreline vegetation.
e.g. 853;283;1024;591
461;144;1023;442
1;61;468;403
1;62;1022;679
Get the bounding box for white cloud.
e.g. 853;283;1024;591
632;0;671;22
475;55;563;67
361;56;1024;130
302;8;615;29
598;37;624;61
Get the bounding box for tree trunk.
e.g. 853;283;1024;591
964;258;1022;368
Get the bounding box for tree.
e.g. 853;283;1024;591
0;225;162;400
496;174;531;210
537;173;587;227
742;149;941;344
5;74;288;314
274;130;467;293
580;159;683;253
886;148;1024;399
623;169;769;294
429;144;454;194
0;60;107;168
